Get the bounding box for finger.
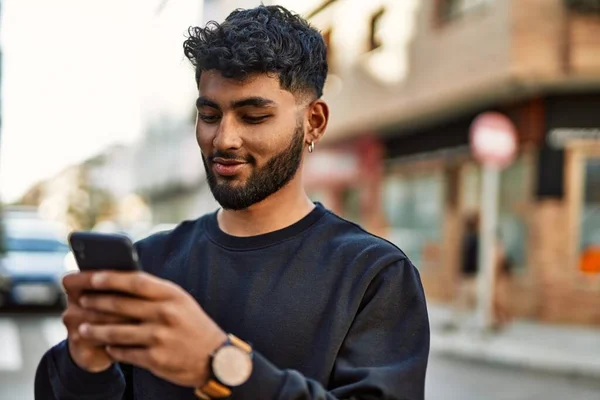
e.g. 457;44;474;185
79;294;158;321
62;305;136;348
105;346;155;370
89;271;177;300
64;308;128;348
79;323;157;346
68;327;113;348
66;291;84;305
74;309;126;326
62;272;96;295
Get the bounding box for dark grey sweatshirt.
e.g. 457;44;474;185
35;204;430;399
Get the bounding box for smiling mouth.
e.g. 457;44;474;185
212;158;248;177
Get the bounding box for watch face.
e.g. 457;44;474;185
213;346;253;387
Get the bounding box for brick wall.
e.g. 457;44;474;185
569;13;600;75
529;200;600;325
418;167;600;327
309;0;514;142
510;0;566;78
421;206;463;302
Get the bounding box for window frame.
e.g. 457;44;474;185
368;8;386;52
434;0;492;26
565;141;600;282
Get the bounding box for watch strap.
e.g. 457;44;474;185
194;334;252;399
194;380;231;399
227;334;252;354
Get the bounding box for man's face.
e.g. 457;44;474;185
196;71;306;210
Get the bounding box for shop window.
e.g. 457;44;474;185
368;8;385;52
565;0;600;15
461;163;481;210
498;156;531;271
437;0;491;23
307;0;339;19
460;155;532;271
383;172;445;269
579;158;600;269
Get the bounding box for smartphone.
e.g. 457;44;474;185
68;231;142;272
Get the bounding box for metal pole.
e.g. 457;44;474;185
476;164;500;332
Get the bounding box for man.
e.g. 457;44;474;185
35;5;429;399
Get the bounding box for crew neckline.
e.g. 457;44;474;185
204;202;327;250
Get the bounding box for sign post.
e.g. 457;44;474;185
470;112;517;332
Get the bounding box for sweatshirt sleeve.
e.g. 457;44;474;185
34;339;129;400
231;259;430;400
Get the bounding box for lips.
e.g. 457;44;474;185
211;157;247;177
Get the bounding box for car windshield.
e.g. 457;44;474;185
5;237;70;253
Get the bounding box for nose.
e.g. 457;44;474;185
212;114;243;151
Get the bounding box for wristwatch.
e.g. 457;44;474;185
194;334;253;399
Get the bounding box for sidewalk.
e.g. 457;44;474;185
428;303;600;379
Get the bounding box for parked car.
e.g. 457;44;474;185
0;213;71;308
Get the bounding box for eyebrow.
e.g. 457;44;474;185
196;96;276;110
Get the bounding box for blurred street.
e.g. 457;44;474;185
0;310;66;400
1;0;600;399
0;310;599;400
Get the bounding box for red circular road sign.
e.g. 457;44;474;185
470;112;518;168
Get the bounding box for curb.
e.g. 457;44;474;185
430;332;600;379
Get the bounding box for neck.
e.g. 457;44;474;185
217;175;315;237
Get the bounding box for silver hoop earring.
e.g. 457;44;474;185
308;141;315;153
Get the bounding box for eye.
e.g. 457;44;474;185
198;114;220;124
243;115;270;124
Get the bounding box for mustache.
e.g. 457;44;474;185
207;151;252;163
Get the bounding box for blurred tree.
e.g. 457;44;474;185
87;186;117;229
565;0;600;13
11;166;116;231
65;169;116;230
18;181;44;207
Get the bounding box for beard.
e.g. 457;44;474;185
202;122;305;211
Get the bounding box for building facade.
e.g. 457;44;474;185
299;0;600;326
134;117;217;224
132;0;218;224
18;144;151;235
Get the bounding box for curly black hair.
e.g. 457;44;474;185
183;5;328;98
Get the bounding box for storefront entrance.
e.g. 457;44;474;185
567;142;600;277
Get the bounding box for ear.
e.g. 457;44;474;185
305;99;329;146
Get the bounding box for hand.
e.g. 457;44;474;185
61;272;135;373
76;271;227;388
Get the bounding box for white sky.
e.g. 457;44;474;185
0;0;201;203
